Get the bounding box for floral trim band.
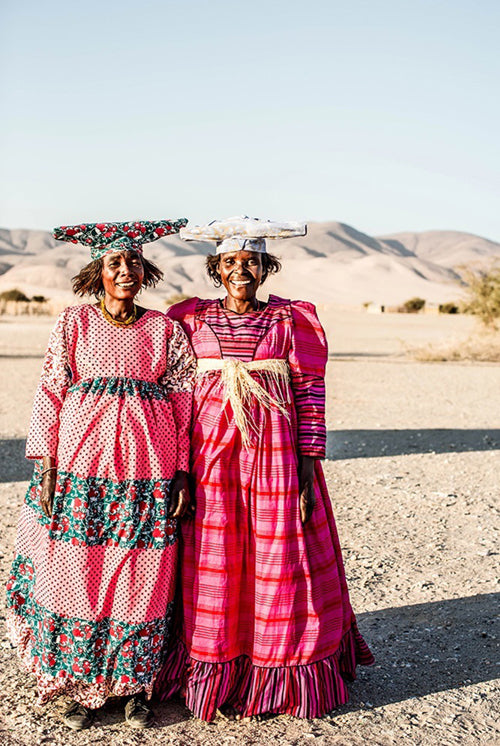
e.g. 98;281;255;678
68;376;170;401
7;554;173;690
27;464;177;549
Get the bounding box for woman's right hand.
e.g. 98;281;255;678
40;457;57;518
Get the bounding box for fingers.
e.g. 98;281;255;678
170;488;192;519
40;490;54;518
300;485;316;525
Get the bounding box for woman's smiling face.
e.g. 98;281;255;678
218;249;263;302
101;250;145;300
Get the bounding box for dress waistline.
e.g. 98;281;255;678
196;358;290;446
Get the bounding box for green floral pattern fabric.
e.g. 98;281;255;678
26;464;177;549
7;555;173;699
68;376;170;401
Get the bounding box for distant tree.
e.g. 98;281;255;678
31;295;48;303
400;297;426;313
460;263;500;328
0;288;30;302
439;302;459;314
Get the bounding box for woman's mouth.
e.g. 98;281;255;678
230;279;252;287
115;281;136;288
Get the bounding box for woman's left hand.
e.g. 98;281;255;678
169;470;193;518
299;456;316;525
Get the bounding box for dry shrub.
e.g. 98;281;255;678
414;332;500;362
398;297;426;313
459;262;500;328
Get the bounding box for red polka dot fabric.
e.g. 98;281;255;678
6;304;196;708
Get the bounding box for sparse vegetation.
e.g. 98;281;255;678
399;297;426;313
439;302;459;314
31;295;47;303
0;288;30;302
414;332;500;363
459;263;500;328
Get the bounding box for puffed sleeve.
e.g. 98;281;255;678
25;309;72;460
288;300;328;459
160;320;197;472
165;297;198;338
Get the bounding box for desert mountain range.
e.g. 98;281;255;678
0;222;499;308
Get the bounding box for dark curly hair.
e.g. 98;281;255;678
205;252;282;288
72;254;164;298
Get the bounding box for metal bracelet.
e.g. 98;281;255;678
41;467;57;477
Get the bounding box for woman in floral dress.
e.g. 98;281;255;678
157;217;374;721
6;220;196;730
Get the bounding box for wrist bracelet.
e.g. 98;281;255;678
41;467;57;477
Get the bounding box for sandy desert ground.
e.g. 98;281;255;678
0;306;498;746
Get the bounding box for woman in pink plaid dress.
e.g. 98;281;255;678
157;217;374;721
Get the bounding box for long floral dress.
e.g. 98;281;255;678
158;295;373;720
6;304;196;708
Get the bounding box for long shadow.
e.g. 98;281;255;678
329;352;397;359
0;440;33;482
327;429;500;459
346;592;499;710
0;354;44;359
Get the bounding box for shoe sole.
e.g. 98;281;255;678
125;719;154;729
62;718;92;731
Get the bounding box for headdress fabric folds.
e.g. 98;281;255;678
53;219;188;260
180;216;307;255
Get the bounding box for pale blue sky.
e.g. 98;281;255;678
1;0;499;240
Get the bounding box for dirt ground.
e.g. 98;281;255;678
0;308;498;746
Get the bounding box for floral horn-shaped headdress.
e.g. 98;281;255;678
53;219;188;261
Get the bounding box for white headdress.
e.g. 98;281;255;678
180;215;307;254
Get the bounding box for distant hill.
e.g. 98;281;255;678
0;222;499;308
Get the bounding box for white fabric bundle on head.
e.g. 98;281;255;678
180;215;307;254
216;237;267;255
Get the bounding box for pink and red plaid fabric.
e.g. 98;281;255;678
157;295;373;720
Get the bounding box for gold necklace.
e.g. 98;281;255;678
100;299;137;327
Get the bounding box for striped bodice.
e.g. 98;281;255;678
197;298;287;362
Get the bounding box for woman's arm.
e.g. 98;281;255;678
26;309;71;461
161;319;197;518
288;301;328;524
27;310;72;517
40;455;57;518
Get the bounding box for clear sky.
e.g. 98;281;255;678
1;0;499;240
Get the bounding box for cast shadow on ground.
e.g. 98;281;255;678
0;439;32;482
0;354;44;359
327;429;500;460
77;592;500;729
342;592;499;711
329;352;398;359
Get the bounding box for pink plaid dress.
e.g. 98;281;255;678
6;304;196;708
157;295;373;720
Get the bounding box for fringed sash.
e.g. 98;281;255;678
196;358;291;446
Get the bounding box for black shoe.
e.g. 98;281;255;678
124;693;155;729
62;700;93;730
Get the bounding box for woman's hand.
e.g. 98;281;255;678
40;456;57;518
169;470;194;519
299;456;316;525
